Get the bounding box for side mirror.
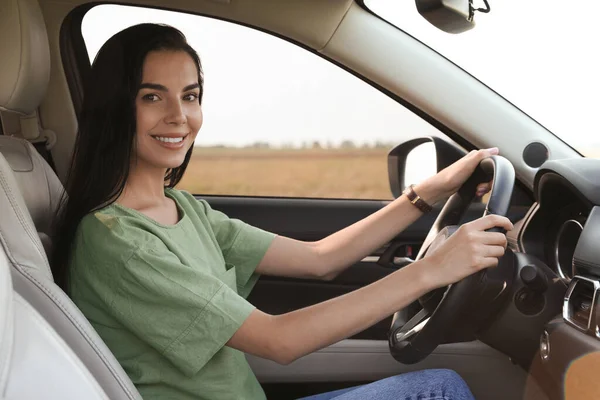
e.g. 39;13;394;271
388;136;466;198
415;0;490;34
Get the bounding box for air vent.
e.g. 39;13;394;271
563;276;600;335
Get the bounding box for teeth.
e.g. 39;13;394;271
154;136;184;143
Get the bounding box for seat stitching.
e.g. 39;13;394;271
28;141;54;232
0;167;51;276
0;168;44;254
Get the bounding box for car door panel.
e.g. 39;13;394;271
201;195;528;338
201;196;532;399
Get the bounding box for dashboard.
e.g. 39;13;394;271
512;158;600;399
518;167;594;281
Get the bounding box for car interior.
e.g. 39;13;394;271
0;0;598;399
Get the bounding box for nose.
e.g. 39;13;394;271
164;98;186;125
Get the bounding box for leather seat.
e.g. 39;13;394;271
0;136;63;255
0;241;109;400
0;0;142;398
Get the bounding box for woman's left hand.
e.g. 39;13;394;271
423;147;499;202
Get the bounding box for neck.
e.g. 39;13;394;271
118;161;169;210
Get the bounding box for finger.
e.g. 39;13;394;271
481;257;500;269
470;214;514;232
476;182;492;197
464;148;500;172
485;245;507;258
480;232;508;247
476;147;499;160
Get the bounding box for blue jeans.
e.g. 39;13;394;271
297;369;475;400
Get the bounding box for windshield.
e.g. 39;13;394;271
365;1;600;157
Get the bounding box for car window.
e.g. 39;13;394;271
81;4;451;200
365;0;600;158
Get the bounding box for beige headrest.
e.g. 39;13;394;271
0;0;51;115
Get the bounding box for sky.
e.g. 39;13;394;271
367;0;600;150
82;1;600;152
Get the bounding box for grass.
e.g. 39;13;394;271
176;148;394;200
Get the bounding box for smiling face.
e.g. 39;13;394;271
133;50;203;173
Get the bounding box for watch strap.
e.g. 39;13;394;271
403;184;433;213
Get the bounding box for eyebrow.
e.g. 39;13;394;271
139;83;200;92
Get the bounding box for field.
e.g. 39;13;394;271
176;148;394;200
176;147;600;200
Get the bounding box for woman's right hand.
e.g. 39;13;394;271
421;214;514;289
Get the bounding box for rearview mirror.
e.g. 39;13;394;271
415;0;490;34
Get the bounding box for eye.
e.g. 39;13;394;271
142;93;160;102
183;92;199;102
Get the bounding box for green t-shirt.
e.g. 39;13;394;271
69;188;276;400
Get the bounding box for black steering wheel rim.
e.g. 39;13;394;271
388;155;515;364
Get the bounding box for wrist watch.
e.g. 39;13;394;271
403;184;433;213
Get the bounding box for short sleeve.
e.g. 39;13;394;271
197;199;276;297
74;217;256;377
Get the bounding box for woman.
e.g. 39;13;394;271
52;23;512;400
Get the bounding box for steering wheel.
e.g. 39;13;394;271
388;155;515;364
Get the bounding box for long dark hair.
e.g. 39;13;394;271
52;23;203;292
